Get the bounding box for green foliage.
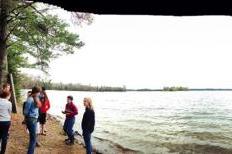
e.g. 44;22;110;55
5;1;88;99
7;2;84;73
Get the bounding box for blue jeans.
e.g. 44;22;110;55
0;121;10;154
26;117;37;154
63;117;75;142
83;132;92;154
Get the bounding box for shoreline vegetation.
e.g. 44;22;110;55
21;74;127;92
21;75;232;92
129;87;232;92
20;76;232;92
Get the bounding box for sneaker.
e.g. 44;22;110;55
36;142;41;147
65;141;74;145
64;138;70;142
40;132;46;136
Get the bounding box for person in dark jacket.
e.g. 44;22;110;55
81;97;95;154
62;95;78;145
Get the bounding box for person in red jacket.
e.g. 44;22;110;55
62;95;78;145
38;87;50;135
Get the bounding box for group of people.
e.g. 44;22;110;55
62;96;95;154
0;84;95;154
22;86;50;152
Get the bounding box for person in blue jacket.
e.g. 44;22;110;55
23;86;42;154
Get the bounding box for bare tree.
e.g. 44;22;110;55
71;12;94;26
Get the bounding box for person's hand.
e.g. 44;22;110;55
62;111;66;114
64;109;71;113
33;96;42;108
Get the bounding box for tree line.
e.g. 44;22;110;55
21;74;127;92
162;86;188;91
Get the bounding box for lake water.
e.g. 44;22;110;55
21;90;232;154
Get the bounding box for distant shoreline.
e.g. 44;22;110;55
128;89;232;92
27;88;232;92
22;76;232;92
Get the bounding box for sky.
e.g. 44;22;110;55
22;4;232;89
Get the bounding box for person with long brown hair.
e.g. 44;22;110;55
38;87;50;135
81;97;95;154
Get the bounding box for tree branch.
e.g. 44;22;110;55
4;24;18;42
29;5;46;18
7;1;35;24
6;42;15;49
9;1;35;14
22;26;43;57
7;11;21;24
5;13;28;42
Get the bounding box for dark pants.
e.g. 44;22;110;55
63;117;75;142
26;117;37;154
38;111;47;125
83;131;92;154
0;121;10;154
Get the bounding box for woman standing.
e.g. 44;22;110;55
81;97;95;154
0;91;12;154
38;87;50;135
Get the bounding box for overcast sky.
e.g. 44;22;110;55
23;4;232;89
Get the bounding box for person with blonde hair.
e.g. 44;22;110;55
81;97;95;154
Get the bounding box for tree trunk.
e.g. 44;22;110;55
8;73;17;113
0;0;8;85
